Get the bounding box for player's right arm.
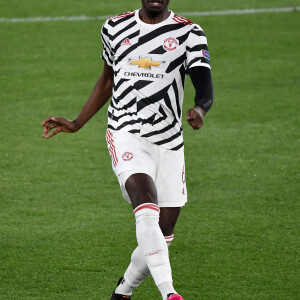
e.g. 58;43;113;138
41;61;114;139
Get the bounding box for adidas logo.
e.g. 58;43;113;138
121;38;131;46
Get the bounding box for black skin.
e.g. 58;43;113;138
125;173;180;236
140;0;171;23
41;0;205;236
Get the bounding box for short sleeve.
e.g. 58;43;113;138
186;24;211;71
101;21;114;67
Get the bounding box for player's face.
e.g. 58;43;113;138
141;0;170;13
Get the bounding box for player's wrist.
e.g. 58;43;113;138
194;106;205;118
72;119;82;131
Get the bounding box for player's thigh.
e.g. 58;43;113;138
106;130;154;175
106;130;157;206
125;173;158;209
155;147;187;208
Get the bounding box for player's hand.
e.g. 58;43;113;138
41;116;79;139
186;106;205;130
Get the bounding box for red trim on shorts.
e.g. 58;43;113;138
106;130;118;167
133;203;160;215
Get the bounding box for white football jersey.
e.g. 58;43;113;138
101;10;210;150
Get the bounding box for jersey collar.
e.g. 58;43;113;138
135;9;174;27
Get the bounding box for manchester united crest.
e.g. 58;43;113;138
122;152;133;161
163;37;179;51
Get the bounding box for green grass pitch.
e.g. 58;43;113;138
0;0;299;299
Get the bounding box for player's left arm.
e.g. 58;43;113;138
41;62;114;138
186;66;213;130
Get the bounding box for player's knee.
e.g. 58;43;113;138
125;173;158;207
130;189;157;206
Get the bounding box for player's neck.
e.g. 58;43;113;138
139;8;170;24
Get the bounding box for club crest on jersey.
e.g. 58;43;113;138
122;152;133;161
202;50;210;60
163;37;179;51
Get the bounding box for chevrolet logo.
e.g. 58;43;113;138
130;57;162;69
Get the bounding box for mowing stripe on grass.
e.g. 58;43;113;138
0;7;299;23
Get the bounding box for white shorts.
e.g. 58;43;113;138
105;130;187;207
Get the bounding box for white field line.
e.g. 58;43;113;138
0;7;299;23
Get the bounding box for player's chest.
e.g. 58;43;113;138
113;28;186;63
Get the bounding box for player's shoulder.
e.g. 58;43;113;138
172;13;194;25
105;10;136;27
172;13;204;31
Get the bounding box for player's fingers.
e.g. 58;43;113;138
186;109;192;120
43;126;62;138
42;127;48;136
44;127;62;139
188;114;203;130
187;120;195;129
191;122;199;130
193;119;203;130
41;118;50;126
186;114;194;122
45;123;55;130
42;123;55;137
41;116;56;126
42;123;54;133
51;117;74;131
